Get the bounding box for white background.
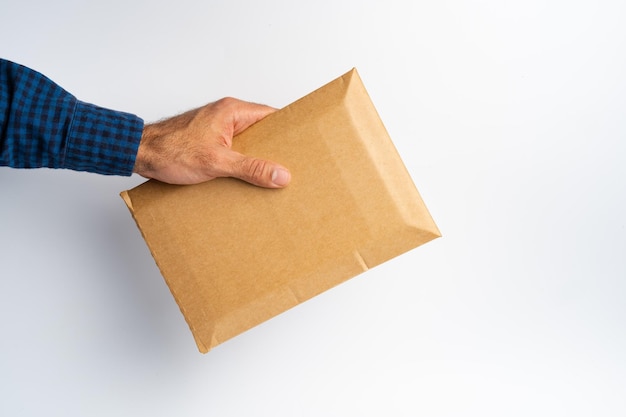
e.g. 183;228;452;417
1;0;625;415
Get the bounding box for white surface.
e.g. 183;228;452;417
1;0;625;415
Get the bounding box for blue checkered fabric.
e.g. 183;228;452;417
0;59;143;176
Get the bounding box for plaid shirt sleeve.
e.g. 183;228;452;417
0;59;143;176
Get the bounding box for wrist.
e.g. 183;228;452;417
134;123;158;178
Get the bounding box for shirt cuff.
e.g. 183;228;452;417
64;100;144;176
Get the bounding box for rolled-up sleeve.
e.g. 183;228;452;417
0;59;143;176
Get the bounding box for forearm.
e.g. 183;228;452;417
0;59;143;176
64;100;143;175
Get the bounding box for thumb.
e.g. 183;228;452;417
220;148;291;188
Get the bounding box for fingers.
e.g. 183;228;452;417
217;147;291;188
214;97;277;135
235;103;277;135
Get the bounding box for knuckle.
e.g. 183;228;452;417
241;157;268;181
215;97;239;109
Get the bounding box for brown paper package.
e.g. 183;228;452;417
121;69;440;353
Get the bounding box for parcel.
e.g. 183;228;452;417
121;69;440;353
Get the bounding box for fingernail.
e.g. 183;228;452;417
271;168;291;187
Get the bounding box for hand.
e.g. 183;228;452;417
133;97;291;187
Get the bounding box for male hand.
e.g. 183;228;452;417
133;97;291;187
